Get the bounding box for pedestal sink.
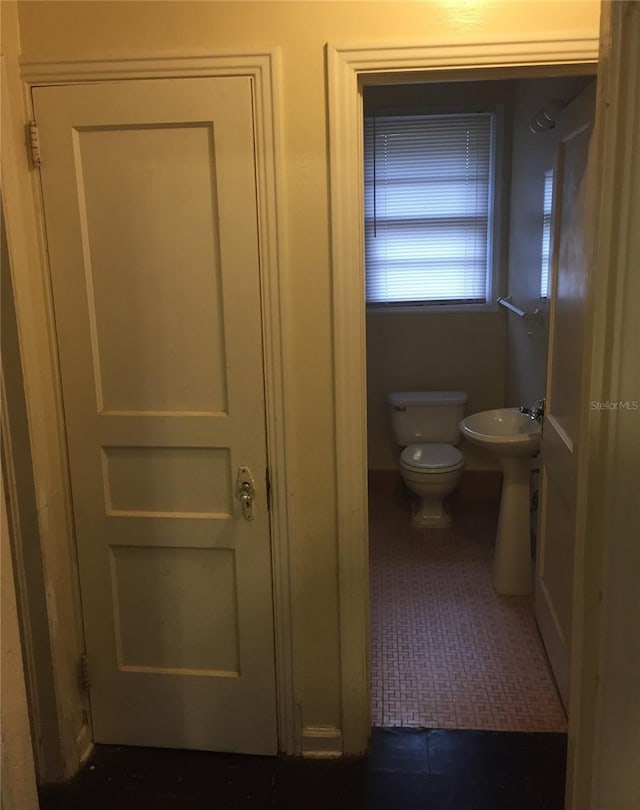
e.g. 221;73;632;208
459;408;541;595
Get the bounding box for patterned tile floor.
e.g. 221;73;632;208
369;473;567;732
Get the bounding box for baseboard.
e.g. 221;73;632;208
456;470;503;502
367;468;401;491
300;726;343;758
367;468;502;502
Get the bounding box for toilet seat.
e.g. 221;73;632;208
400;443;464;474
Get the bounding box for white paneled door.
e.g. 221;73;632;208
535;82;596;710
33;78;277;754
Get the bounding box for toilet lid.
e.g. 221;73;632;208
400;443;464;473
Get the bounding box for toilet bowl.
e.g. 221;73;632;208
399;443;465;528
388;391;467;529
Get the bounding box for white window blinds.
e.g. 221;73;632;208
540;169;554;299
364;113;495;305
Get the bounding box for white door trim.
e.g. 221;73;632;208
326;35;599;755
567;3;640;806
10;50;296;772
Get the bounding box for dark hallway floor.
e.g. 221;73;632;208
39;727;567;809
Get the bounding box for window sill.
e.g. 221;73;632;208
366;302;501;315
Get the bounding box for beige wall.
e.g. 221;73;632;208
1;472;39;809
12;0;600;749
1;207;39;808
367;310;506;469
1;204;62;779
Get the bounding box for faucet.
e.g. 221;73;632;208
520;398;545;423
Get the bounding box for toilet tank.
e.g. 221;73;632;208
388;391;468;445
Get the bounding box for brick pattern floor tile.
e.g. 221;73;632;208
369;481;567;732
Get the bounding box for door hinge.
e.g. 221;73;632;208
265;467;272;511
79;654;91;692
27;121;41;168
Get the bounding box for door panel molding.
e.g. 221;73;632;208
34;74;278;751
10;50;296;773
535;80;596;709
326;35;599;755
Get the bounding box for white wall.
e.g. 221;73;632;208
505;75;594;409
6;0;601;760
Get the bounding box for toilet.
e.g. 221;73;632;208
388;391;467;528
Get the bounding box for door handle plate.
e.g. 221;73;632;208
235;466;256;521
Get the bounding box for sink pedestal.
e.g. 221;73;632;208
493;456;533;595
459;408;540;596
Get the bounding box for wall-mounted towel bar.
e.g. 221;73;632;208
497;296;542;320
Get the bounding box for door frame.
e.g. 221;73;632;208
4;50;296;776
326;35;599;757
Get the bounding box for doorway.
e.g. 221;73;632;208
325;37;599;755
364;72;593;731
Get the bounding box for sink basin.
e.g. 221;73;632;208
459;408;540;456
459;408;541;596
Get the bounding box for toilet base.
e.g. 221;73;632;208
412;496;452;529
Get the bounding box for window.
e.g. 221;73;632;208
540;169;554;299
364;112;497;307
